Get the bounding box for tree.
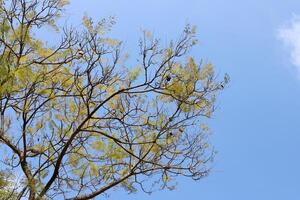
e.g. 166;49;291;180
0;170;19;200
0;0;228;199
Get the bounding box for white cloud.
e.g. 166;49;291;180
277;15;300;74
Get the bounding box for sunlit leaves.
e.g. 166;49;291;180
199;63;214;80
0;1;227;198
58;0;70;7
35;120;43;130
82;14;116;36
0;67;13;96
127;66;142;81
106;140;127;160
69;101;77;113
82;14;93;31
69;154;80;167
100;38;121;46
90;163;99;176
91;140;105;151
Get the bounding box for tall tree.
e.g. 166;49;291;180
0;0;228;199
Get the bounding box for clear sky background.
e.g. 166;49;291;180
63;1;300;199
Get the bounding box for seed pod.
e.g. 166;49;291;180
77;50;84;59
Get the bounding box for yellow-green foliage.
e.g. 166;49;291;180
0;1;227;199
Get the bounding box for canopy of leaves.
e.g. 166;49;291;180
0;170;18;200
0;0;228;199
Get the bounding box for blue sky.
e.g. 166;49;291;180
65;1;300;199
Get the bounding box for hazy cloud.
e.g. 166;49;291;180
277;15;300;74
